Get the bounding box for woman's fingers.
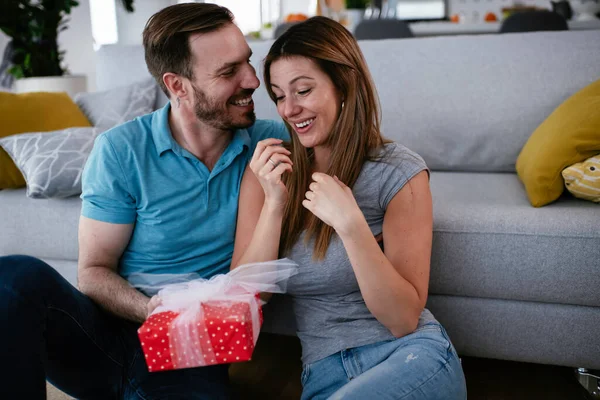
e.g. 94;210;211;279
258;153;293;177
262;158;292;180
250;139;285;168
302;199;314;213
251;145;291;175
268;152;293;166
258;145;291;167
254;138;283;156
266;162;293;182
251;139;281;163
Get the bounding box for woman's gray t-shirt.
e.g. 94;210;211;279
284;142;437;364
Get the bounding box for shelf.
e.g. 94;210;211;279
409;18;600;36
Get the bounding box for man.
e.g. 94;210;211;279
0;3;287;399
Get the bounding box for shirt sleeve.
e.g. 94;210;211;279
249;119;290;147
80;134;137;224
270;120;290;141
379;143;430;211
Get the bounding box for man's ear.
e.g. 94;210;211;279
163;72;188;100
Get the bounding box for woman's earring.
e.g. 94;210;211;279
176;97;181;109
341;101;345;109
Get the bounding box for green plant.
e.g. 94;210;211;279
0;0;135;79
346;0;370;9
121;0;135;13
0;1;79;78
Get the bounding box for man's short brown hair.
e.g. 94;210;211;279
143;3;234;98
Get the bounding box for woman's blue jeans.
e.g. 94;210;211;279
300;321;467;400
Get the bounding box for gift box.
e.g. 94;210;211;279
134;260;297;372
138;296;262;372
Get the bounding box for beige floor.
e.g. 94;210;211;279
47;382;74;400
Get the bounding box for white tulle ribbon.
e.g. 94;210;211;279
132;259;298;368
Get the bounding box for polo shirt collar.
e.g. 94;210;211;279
152;102;175;156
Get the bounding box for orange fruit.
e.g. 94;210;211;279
484;12;498;22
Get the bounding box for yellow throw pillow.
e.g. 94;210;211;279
0;91;92;188
516;79;600;207
562;154;600;203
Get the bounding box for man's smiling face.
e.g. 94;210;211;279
188;23;260;130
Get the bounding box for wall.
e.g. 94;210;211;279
281;0;316;17
57;0;177;91
58;0;97;91
115;0;174;45
113;1;275;41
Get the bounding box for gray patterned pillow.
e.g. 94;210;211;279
75;77;157;129
0;127;104;198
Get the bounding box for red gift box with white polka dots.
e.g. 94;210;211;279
138;296;263;372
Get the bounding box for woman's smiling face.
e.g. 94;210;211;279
269;56;342;149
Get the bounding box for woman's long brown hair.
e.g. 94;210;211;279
264;16;387;259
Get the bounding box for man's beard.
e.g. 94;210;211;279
192;83;256;130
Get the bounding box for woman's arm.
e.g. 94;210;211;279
230;166;285;269
230;139;292;269
303;171;432;337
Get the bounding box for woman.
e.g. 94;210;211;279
231;17;466;400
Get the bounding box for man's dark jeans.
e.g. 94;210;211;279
0;255;231;399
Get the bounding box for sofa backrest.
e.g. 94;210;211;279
96;30;600;172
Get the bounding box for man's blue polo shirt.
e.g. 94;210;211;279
81;103;288;281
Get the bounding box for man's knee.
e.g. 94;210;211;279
0;255;63;294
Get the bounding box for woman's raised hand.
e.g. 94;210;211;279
249;138;293;208
303;173;363;235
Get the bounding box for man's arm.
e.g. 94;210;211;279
78;216;150;323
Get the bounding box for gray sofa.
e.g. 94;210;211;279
2;30;599;370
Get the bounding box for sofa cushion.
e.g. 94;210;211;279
244;31;600;173
96;32;600;173
74;77;157;130
0;127;104;199
428;172;600;308
516;78;600;207
0;189;81;261
0;91;92;189
427;295;600;369
3;172;598;310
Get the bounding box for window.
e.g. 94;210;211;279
89;0;119;50
396;0;446;20
210;0;280;34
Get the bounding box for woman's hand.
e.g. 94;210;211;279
249;139;293;209
302;173;364;235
